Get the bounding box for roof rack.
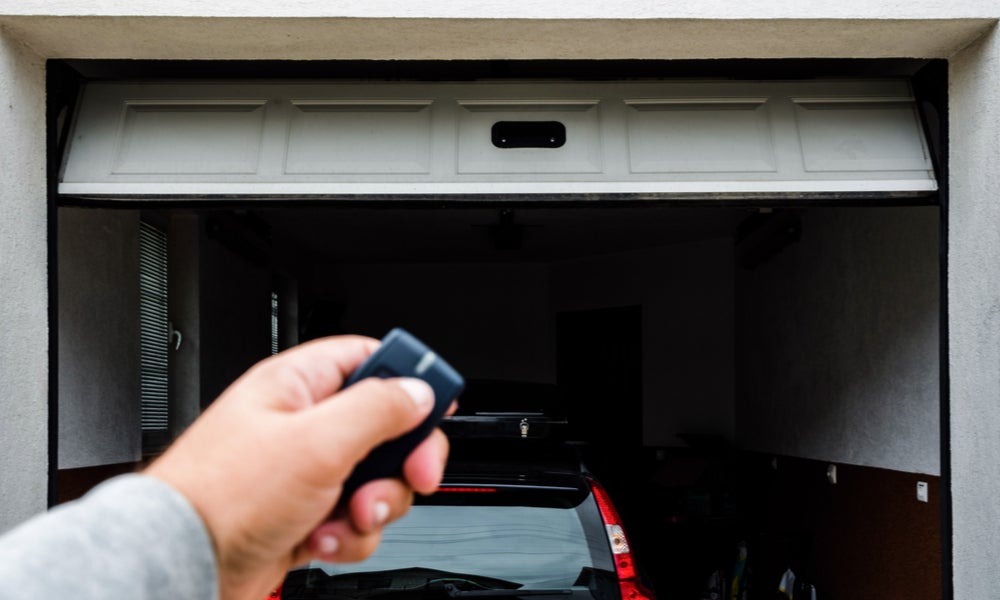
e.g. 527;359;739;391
443;412;569;440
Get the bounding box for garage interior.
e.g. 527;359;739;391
52;60;945;600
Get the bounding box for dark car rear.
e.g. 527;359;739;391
275;420;654;600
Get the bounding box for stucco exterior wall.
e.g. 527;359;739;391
4;1;1000;17
949;25;1000;600
0;29;46;534
0;2;995;60
0;17;993;60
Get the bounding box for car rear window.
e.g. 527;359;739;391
288;487;614;595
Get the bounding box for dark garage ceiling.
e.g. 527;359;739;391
255;205;753;265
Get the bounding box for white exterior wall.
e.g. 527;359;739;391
0;29;47;533
0;2;995;60
949;26;1000;600
1;1;998;593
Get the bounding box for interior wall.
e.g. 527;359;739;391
317;237;733;446
56;208;141;469
736;207;940;475
311;262;553;383
198;222;274;406
167;213;202;438
550;238;735;447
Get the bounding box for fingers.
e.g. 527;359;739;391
403;400;454;495
403;428;450;495
237;336;380;411
300;520;385;565
296;477;415;565
297;377;435;478
290;393;451;566
348;479;415;533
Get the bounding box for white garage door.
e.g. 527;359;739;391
60;79;935;198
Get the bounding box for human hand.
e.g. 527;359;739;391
145;335;452;600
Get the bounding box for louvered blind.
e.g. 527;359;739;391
270;291;279;355
139;221;169;434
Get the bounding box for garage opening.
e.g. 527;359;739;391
54;72;943;600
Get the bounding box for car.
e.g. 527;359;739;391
271;414;655;600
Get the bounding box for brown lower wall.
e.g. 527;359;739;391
748;454;941;600
626;450;942;600
57;462;143;504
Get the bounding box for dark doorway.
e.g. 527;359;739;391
557;305;643;497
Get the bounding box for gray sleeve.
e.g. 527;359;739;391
0;474;218;600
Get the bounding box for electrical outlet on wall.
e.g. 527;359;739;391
917;481;929;503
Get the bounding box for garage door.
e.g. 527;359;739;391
59;80;935;199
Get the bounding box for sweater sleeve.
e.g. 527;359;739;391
0;474;218;600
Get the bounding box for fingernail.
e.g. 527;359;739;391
317;534;339;556
398;378;433;409
373;500;391;525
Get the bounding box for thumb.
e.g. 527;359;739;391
298;377;435;481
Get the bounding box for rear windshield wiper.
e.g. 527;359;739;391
285;567;524;600
446;584;573;598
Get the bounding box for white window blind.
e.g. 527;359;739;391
271;291;279;355
139;221;169;438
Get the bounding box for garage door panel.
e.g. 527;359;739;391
793;98;932;173
60;80;937;197
624;98;776;174
112;100;267;175
456;100;603;174
285;100;434;175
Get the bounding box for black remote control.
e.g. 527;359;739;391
339;328;464;501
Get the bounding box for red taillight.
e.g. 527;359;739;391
618;580;649;600
266;584;282;599
587;478;656;600
435;486;498;493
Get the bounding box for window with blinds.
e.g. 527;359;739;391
271;291;279;355
139;221;170;451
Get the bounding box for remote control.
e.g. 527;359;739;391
339;328;464;500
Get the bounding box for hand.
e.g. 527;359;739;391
145;335;451;600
